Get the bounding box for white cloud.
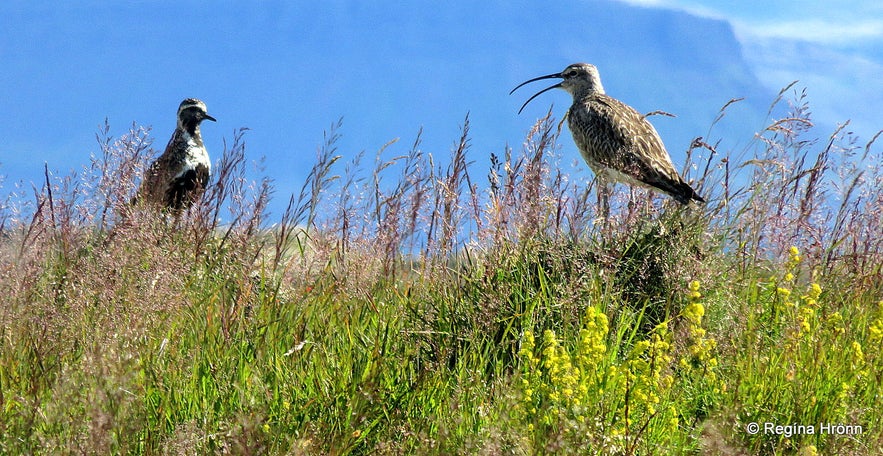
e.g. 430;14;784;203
619;0;883;46
617;0;727;20
614;0;883;138
733;19;883;46
741;37;883;137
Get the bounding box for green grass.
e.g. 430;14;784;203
1;90;882;454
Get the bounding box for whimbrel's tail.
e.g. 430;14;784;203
663;179;705;205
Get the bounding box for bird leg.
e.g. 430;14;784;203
627;186;637;219
596;178;611;221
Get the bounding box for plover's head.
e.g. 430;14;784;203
177;98;216;133
510;63;605;114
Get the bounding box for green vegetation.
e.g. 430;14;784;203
1;88;881;454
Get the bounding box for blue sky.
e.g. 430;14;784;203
2;1;881;220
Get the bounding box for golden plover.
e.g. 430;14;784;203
511;63;704;210
135;98;216;212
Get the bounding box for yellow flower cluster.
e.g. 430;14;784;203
542;329;581;410
869;301;883;343
519;330;538;364
683;281;704;325
850;341;865;369
516;305;680;447
824;310;845;335
575;306;610;402
773;246;824;341
680;280;719;385
787;245;801;269
796;280;822;336
577;306;609;370
518;330;540;418
620;325;673;418
774;247;801;312
739;245;875;452
517;315;609;428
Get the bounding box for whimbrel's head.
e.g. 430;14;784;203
176;98;216;133
510;63;605;114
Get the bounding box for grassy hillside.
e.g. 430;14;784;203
1;87;882;455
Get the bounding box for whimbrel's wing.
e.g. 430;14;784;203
569;95;703;203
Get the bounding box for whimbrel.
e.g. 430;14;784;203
511;63;704;213
135;98;216;212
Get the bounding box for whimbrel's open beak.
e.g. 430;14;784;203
510;72;563;114
204;114;217;122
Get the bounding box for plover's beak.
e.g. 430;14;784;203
204;114;217;122
510;72;564;114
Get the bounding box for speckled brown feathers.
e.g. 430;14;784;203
512;63;704;205
568;92;704;204
135;98;216;212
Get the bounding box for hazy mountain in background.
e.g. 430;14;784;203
286;0;781;173
1;1;805;216
303;0;781;181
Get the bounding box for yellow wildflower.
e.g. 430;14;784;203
633;340;650;355
851;341;865;368
826;312;845;335
868;301;883;343
870;317;883;343
521;330;535;353
669;414;679;431
798;307;815;335
684;302;705;325
799;321;811;335
837;382;850;403
808;283;822;299
687;280;702;299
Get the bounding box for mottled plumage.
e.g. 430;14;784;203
511;63;704;205
136;98;216;212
